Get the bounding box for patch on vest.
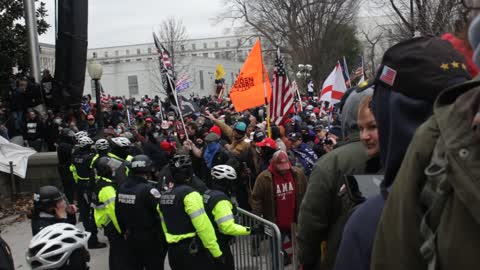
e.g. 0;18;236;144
203;193;211;204
160;194;175;205
150;188;161;198
118;194;136;204
131;160;146;168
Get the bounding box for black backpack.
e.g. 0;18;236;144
0;234;14;270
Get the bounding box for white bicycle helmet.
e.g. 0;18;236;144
211;165;237;180
74;131;88;141
95;139;110;151
111;137;131;148
77;136;93;148
26;223;90;270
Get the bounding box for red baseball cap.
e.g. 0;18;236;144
145;117;153;123
255;138;277;150
136;112;143;117
272;150;291;171
160;140;173;152
209;125;222;137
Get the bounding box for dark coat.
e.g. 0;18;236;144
371;82;480;270
296;134;369;270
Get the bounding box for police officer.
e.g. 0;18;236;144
92;157;127;270
30;185;75;236
110;137;134;161
205;165;263;270
90;138;126;184
159;155;224;270
115;155;167;270
157;154;208;194
69;136;106;249
56;128;76;224
110;137;135;185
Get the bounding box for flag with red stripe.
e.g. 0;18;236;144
269;47;294;125
320;62;347;105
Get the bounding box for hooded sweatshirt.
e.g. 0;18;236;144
333;78;469;270
340;89;374;140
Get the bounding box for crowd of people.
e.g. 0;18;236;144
0;1;479;270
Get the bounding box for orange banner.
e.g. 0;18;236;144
229;39;272;112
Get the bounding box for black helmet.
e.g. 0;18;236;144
170;155;192;169
61;128;75;138
95;157;113;178
34;186;64;209
170;155;193;184
129;155;152;174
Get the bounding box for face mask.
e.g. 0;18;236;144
469;14;480;68
54;118;62;125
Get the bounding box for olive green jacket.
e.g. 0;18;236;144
297;133;369;270
371;81;480;270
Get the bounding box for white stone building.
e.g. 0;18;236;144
39;43;56;73
39;35;254;99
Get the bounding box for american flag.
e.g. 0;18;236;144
350;56;364;80
269;47;294;125
98;83;111;109
153;33;179;112
176;74;190;92
379;65;397;86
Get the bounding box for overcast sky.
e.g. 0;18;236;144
38;0;381;49
38;0;233;48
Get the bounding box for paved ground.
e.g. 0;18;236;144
1;216;292;270
1;216;111;269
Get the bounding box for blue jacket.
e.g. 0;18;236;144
333;195;384;270
292;143;318;176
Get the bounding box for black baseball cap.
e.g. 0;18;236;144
358;37;471;102
253;131;266;143
288;132;302;142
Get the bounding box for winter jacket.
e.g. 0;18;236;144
372;81;480;270
296;133;369;270
213;119;250;157
198;146;239;187
251;166;307;225
23;118;44;141
10;89;27;112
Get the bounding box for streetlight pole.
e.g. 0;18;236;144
296;64;313;93
88;61;104;136
23;0;41;83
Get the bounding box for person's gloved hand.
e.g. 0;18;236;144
214;254;227;267
250;224;264;235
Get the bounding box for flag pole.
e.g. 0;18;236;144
127;106;132;127
167;73;190;141
295;81;303;112
259;38;272;138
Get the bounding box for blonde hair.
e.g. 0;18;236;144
357;95;373;121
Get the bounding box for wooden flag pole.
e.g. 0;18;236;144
259;38;272;138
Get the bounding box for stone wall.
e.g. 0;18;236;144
0;152;61;202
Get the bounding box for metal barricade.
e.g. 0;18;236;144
231;208;284;270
